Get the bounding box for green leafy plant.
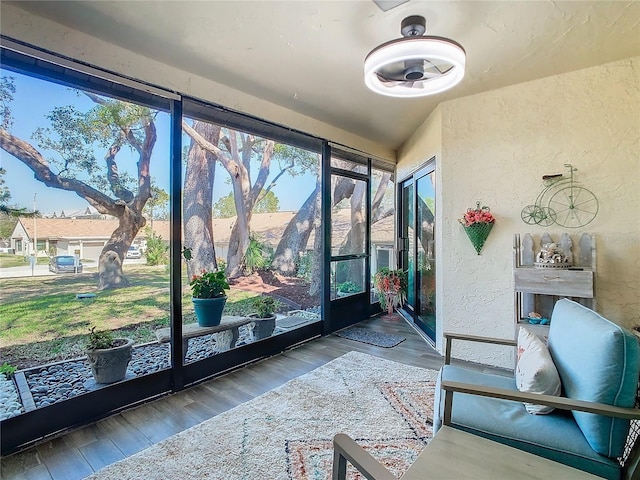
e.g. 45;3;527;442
337;281;360;294
182;246;230;299
189;269;230;299
86;326;116;350
252;296;279;318
0;362;17;377
145;234;168;266
295;251;313;281
243;234;273;274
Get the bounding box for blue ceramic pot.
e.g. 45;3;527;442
192;296;227;326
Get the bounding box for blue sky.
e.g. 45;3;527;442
1;69;316;216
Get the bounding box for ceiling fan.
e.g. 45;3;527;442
364;15;466;97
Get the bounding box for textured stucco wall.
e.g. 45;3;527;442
0;3;394;161
398;57;640;368
397;106;442;181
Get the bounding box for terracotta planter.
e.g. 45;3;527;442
86;338;134;384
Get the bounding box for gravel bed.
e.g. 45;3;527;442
0;308;320;418
0;373;24;420
22;326;254;409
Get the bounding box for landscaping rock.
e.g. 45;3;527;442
0;374;24;420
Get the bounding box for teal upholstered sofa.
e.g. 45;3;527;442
434;299;640;480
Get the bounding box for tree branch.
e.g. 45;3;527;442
182;120;234;170
255;157;294;205
0;128;124;217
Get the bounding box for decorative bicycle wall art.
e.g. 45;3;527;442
521;164;599;228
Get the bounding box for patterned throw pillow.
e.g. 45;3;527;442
515;327;562;414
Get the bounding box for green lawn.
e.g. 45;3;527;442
0;265;260;369
0;253;49;268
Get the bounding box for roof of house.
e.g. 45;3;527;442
15;210;394;246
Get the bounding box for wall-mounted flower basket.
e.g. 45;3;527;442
460;202;495;255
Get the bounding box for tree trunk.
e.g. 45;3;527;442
308;183;323;297
226;139;274;278
98;210;145;289
226;171;254;278
181;122;275;279
183;121;220;279
272;181;320;275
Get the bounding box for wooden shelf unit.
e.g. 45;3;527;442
513;233;596;339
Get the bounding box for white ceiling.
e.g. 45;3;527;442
9;1;640;152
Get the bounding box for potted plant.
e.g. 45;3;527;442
85;327;134;384
374;267;407;314
190;269;230;327
248;295;279;341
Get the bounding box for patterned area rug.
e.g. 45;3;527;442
88;352;437;480
336;327;406;348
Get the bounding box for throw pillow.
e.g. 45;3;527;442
515;327;562;414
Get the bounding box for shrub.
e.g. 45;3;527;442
296;251;313;281
337;281;360;294
243;234;272;274
145;234;169;266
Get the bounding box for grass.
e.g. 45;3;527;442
0;265;262;369
0;253;49;268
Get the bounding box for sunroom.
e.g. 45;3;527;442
0;1;638;479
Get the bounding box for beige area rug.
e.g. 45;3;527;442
88;352;438;480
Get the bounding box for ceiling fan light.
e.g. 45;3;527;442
364;36;466;98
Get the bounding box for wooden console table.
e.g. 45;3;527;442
155;315;252;361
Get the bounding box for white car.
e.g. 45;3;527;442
126;246;142;259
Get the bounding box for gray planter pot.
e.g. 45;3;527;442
248;313;276;341
86;338;134;384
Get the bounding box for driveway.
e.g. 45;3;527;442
0;258;146;279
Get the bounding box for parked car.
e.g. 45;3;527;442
125;246;142;259
49;255;83;274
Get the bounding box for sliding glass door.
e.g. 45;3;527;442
399;160;436;342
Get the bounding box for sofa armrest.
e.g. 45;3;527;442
332;433;395;480
443;332;516;365
441;379;640;426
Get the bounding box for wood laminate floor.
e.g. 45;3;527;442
0;314;473;479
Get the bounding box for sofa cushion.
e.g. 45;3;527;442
516;327;562;414
548;299;640;458
434;365;623;480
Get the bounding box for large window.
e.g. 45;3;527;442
179;108;322;365
0;43;392;454
0;66;172;414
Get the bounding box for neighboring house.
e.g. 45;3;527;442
46;206;110;220
12;217;132;260
10;211;395;265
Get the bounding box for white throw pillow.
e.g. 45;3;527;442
515;327;562;414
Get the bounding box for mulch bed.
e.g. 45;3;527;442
229;271;319;310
